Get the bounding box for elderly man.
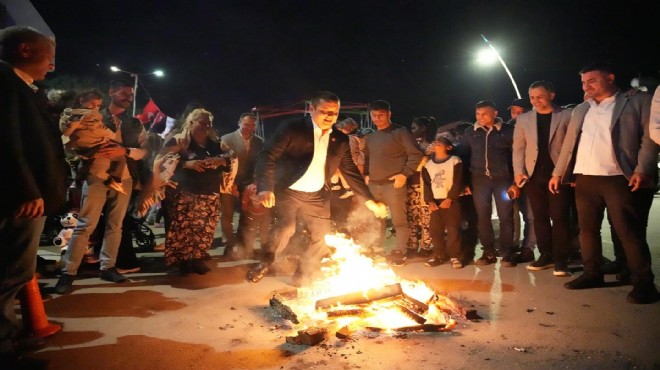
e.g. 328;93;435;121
550;62;658;304
0;26;67;360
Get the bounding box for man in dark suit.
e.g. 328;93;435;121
550;62;659;304
0;26;67;359
247;91;387;285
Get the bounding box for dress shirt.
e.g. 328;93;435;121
573;93;623;176
289;120;331;192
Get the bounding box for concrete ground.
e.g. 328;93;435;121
14;195;660;370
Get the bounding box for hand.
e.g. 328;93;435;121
507;185;521;200
259;191;276;208
389;173;407;188
15;198;44;218
428;202;439;212
439;198;452;209
364;175;369;185
548;176;561;194
184;160;206;172
365;200;388;218
464;186;472;195
204;157;226;169
514;174;528;188
96;143;127;159
629;172;651;192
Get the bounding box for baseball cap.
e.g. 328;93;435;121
507;98;532;110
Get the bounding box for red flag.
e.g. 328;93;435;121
139;99;160;124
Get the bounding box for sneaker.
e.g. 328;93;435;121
553;261;572;277
527;254;554;271
54;274;76;295
451;258;464;269
475;252;497;266
389;250;407;266
500;256;517;267
246;261;271;283
564;273;604;290
116;266;141;274
626;283;659;304
515;248;535;263
99;267;128;283
425;257;446;267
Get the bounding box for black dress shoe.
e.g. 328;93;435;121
564;273;604;290
178;260;191;275
190;259;211;275
627;283;659;304
246;262;270;283
54;274;76;295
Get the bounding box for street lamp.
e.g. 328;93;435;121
477;34;521;99
110;66;165;116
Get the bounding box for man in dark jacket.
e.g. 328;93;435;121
247;91;386;286
0;26;67;360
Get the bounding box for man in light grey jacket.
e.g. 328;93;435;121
513;81;572;276
549;62;658;304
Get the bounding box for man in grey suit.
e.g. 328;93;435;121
513;81;573;276
220;113;266;258
549;63;658;304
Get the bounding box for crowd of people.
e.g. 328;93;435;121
1;25;660;362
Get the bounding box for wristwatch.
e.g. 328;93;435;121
124;148;131;157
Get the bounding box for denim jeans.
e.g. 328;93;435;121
471;174;515;257
62;175;132;275
0;215;45;340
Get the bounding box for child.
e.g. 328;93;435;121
422;135;464;268
60;89;126;194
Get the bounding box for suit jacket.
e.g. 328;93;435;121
512;106;572;177
256;116;372;200
553;90;658;184
220;129;263;186
0;61;67;217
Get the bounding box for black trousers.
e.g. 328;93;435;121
608;186;655;264
428;199;462;259
263;188;332;276
575;175;654;285
525;173;571;262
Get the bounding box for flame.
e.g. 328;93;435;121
284;233;456;332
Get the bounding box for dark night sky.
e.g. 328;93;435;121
29;0;659;133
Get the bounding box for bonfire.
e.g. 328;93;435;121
270;234;475;344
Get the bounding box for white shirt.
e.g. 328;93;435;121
289;120;331;192
573;93;623;176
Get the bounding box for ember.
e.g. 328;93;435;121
270;234;475;342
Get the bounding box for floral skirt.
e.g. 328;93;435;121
164;188;220;266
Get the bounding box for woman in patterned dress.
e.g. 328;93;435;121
159;109;229;274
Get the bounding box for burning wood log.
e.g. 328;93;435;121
433;294;479;319
285;327;327;346
270;293;300;324
315;283;403;310
365;323;447;333
400;293;429;315
326;308;366;318
395;303;427;324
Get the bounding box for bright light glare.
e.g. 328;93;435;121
153;70;164;77
110;66;120;72
477;48;498;65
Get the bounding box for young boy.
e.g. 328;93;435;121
422;135;464;268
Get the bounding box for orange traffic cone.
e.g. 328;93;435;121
18;276;61;338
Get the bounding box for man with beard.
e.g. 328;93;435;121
55;79;148;294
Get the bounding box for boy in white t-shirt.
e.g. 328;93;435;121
422;135;464;268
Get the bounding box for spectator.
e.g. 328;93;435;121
0;26;67;360
160;109;230;274
550;62;658;304
513;81;573;276
55;79;148;294
364;100;424;266
463;101;520;267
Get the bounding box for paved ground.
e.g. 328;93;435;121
13;195;660;369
